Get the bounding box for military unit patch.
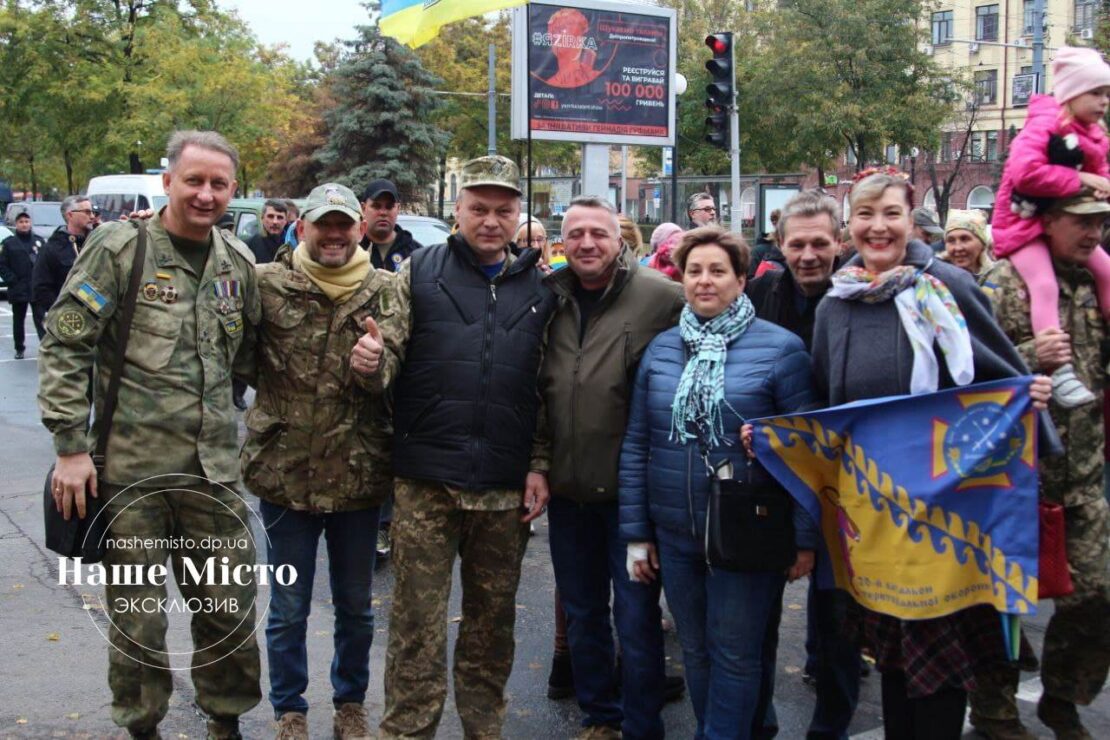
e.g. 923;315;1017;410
75;282;109;314
56;310;87;339
224;316;243;335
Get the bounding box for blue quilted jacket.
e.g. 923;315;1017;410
618;319;819;549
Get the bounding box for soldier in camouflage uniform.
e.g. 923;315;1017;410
39;131;261;740
979;191;1110;740
358;156;557;739
240;182;403;740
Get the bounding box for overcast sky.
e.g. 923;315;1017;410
220;0;372;63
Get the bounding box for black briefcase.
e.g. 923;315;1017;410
705;458;796;572
43;461;109;562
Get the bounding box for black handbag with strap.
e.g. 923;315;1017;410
43;221;149;562
705;456;797;573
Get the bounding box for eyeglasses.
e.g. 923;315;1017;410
71;209;96;216
525;236;548;245
692;206;717;214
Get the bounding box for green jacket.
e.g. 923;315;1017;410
987;257;1106;506
538;252;684;503
240;246;403;512
38;211;260;485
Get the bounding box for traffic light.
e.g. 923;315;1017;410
704;32;734;149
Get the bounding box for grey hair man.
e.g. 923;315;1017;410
31;195;98;315
38;129;262;740
687;192;718;228
537;194;686;734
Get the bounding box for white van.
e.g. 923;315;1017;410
86;174;167;222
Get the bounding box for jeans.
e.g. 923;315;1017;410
261;500;380;716
10;300;45;352
657;527;786;740
548;497;665;739
805;587;862;740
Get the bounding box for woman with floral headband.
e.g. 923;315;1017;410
809;168;1052;739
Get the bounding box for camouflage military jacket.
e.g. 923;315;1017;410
38;211;260;485
987;257;1106;506
240;246;403;512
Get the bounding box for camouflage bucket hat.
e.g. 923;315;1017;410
459;155;522;195
302;183;362;223
1052;189;1110;216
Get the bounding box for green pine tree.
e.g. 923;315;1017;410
317;22;450;202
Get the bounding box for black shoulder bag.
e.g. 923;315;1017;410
705;454;797;573
43;221;149;562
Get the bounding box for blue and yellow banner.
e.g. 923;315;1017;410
380;0;528;48
753;378;1040;619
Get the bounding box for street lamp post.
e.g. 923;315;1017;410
671;73;687;224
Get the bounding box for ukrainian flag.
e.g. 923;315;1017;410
380;0;528;48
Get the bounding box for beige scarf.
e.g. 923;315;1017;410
292;243;370;304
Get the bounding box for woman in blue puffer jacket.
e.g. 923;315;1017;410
619;225;819;740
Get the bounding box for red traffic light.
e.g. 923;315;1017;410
705;33;731;56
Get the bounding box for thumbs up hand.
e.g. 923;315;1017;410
352;316;384;376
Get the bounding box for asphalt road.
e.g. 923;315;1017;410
0;302;1107;739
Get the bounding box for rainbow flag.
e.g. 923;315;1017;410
380;0;528;48
753;377;1041;620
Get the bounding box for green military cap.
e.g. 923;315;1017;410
302;183;362;223
459;155;522;195
1051;188;1110;216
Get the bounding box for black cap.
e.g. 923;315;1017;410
361;179;399;203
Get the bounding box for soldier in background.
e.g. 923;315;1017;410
359;155;556;739
241;182;403;740
981;191;1110;740
39;130;261;740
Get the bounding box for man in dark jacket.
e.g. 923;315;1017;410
31;195;95;316
748;189;862;740
537;195;685;737
359;155;557;739
0;210;46;358
359;179;423;272
245;198;287;264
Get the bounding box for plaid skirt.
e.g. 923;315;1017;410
857;603;1032;698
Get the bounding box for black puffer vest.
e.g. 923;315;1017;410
392;235;556;490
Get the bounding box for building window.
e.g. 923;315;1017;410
1076;0;1097;33
969;132;985;162
932;10;954;45
986;130;999;161
1023;0;1048;35
941;132;955;163
975;69;998;105
976;5;999;41
967;185;996;211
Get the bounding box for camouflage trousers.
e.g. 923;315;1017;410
970;497;1110;720
380;478;529;739
101;482;262;733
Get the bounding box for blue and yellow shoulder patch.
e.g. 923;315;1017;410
75;281;110;315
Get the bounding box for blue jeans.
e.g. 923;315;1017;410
657;527;786;740
261;501;380;716
547;497;666;739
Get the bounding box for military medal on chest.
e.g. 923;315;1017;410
160;285;178;304
213;279;242;314
142;282;160;301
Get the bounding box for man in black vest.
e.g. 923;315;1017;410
353;155;556;739
747;189;862;740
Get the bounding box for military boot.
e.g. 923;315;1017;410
129;729;162;740
206;715;242;740
275;711;309;740
333;702;372;740
970;716;1037;740
1037;694;1094;740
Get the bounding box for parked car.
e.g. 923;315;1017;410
4;201;65;240
398;215;450;248
86;174;167;222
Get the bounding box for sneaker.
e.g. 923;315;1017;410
333;702;372;740
663;673;686;703
14;350;24;360
376;526;391;559
969;717;1036;740
1051;364;1096;408
275;712;309;740
206;715;242;740
1037;694;1094;740
547;650;574;699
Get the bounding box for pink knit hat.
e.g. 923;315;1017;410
1052;46;1110;104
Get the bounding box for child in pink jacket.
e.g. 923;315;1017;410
993;46;1110;406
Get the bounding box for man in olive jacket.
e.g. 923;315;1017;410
538;195;684;738
239;183;404;740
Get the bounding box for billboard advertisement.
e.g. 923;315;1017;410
512;0;677;146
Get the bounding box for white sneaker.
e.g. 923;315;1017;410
1051;363;1096;408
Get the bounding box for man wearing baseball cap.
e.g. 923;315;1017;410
360;179;424;273
351;156;557;738
911;208;945;252
977;190;1110;739
243;181;404;740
